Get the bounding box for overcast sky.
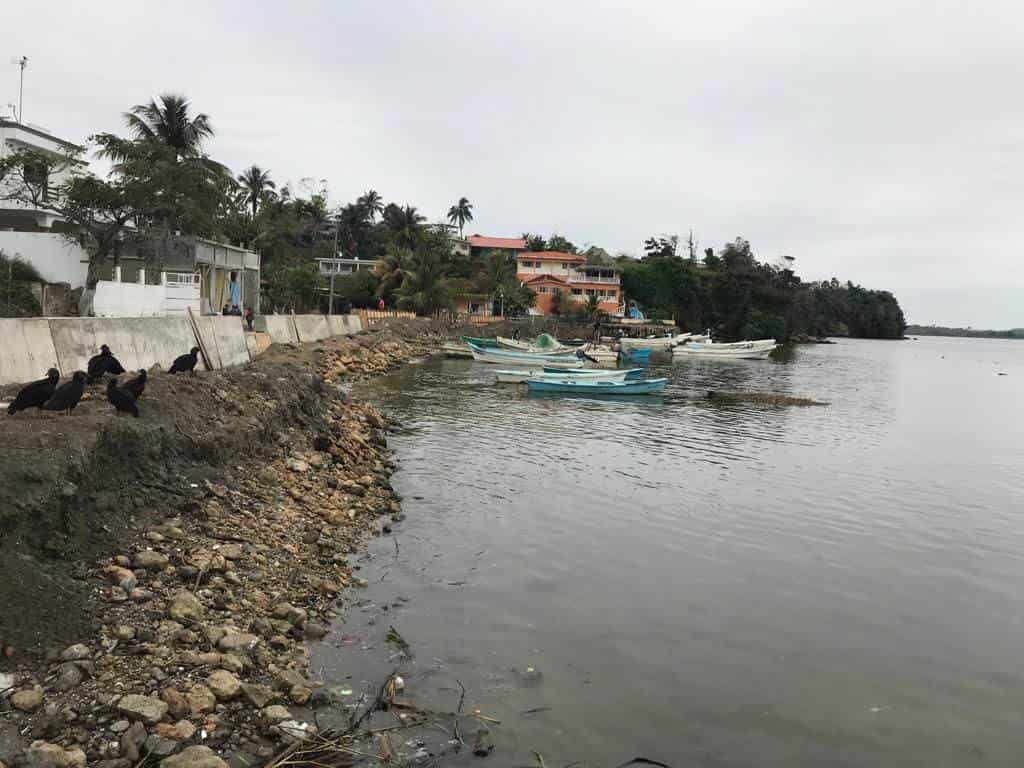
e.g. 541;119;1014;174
2;1;1021;327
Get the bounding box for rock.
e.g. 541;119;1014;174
109;721;131;734
207;670;241;701
134;551;170;570
288;686;311;705
259;705;291;726
303;622;328;640
118;694;169;725
218;654;245;674
120;722;148;762
285;458;309;473
272;720;311;743
114;625;136;641
154;721;196;742
0;722;23;763
217;633;258;653
53;663;84;692
60;644;91;661
25;741;86;768
168;591;204;623
145;735;179;758
218;544;243;560
11;685;44;712
160;688;189;719
273;669;308;691
160;745;228;768
186;685;216;715
105;566;137;592
240;684;274;709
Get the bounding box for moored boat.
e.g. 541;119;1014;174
467;343;584;368
461;336;500;348
678;340;778;359
619;336;676;352
494;368;640;384
525;377;668;395
442;342;474;358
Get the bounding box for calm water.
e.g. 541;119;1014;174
314;338;1024;767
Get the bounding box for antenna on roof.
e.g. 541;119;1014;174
9;56;27;123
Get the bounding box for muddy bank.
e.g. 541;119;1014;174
0;324;439;768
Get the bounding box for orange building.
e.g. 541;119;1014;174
516;251;620;315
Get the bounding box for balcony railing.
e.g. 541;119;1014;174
569;275;620;284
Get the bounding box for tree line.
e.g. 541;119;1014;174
0;92;908;337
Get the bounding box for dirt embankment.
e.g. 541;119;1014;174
0;325;440;768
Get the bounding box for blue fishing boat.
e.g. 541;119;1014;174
620;348;651;365
525;377;667;395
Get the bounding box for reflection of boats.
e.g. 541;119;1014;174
678;339;778;360
468;343;584;368
494;368;640;384
526;377;668;395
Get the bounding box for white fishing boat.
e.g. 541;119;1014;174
618;335;676;352
442;341;473;358
670;333;692;347
577;343;619;366
496;336;574;355
494;368;639;384
678;339;778;360
468;344;584;368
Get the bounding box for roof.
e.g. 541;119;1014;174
467;235;527;250
521;274;570;286
516;251;586;262
0;119;85;152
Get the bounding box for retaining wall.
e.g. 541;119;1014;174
253;315;298;345
293;315;331;342
0;314;365;386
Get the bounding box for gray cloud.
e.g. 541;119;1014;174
2;0;1021;326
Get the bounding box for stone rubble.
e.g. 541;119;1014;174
0;327;442;767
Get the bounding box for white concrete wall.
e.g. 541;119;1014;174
0;231;89;286
92;280;166;317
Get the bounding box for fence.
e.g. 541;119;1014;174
357;309;418;327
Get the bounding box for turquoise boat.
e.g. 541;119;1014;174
542;366;645;379
621;348;651;365
525;377;667;395
461;336;500;348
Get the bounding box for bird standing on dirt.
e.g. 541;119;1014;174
121;369;147;400
43;371;87;415
86;345;126;383
106;379;139;418
7;368;60;415
169;346;201;375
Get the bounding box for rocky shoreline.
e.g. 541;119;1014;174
0;325;444;768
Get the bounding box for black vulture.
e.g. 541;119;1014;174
86;345;126;383
169;346;201;375
121;369;147;400
106;379;139;418
43;371;87;415
7;368;60;415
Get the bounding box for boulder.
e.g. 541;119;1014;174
206;670;241;701
52;663;84;692
134;551;170;570
59;644;91;662
160;745;228;768
168;591;204;624
217;633;258;653
11;686;43;712
25;742;86;768
240;684;274;709
259;705;290;726
186;685;216;715
160;688;189;719
118;694;169;725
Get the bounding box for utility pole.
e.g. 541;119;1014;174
328;271;335;315
15;56;27;123
687;228;697;260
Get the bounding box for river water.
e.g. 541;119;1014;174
314;337;1024;767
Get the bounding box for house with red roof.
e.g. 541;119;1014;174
516;251;620;315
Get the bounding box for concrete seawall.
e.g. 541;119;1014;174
0;314;363;386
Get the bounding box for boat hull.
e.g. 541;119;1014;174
526;377;667;395
495;368;637;384
619;337;675;351
679;343;777;360
468;344;584;367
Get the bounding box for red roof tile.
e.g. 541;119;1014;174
520;274;570;286
467;235;527;250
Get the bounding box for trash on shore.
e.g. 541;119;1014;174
706;390;829;406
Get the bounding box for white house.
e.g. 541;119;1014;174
0;118;260;317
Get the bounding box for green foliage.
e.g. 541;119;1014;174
621;238;907;340
446;196;474;237
395;242;451;316
0;251;43;317
905;325;1024;339
523;233;547;251
547;234;577;254
333;269;380;309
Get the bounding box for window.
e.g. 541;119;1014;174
561;262;569;270
571;288;582;295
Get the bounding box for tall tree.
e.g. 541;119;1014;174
357;189;384;221
384;204;426;249
123;94;214;158
237;165;275;218
446;196;474;237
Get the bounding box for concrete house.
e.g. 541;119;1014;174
515;251;620;315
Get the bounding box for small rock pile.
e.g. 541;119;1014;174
314;329;442;382
0;341;413;767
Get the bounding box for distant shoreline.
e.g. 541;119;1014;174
906;325;1024;340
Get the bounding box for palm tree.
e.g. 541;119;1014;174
385;204;426;249
124;94;214;158
396;246;450;316
237;165;276;218
357;189;384;222
374;247;407;301
446;197;474;237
